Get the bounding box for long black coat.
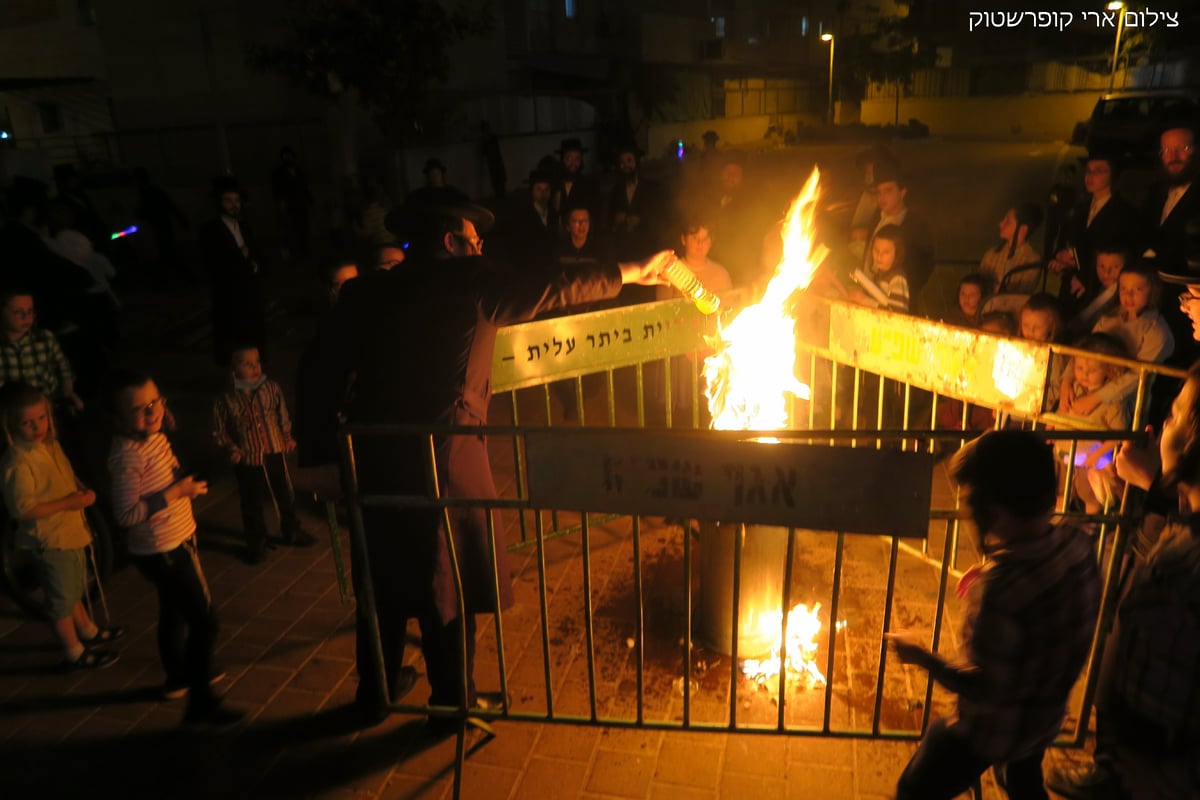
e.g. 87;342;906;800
1144;182;1200;268
334;255;624;624
196;217;265;362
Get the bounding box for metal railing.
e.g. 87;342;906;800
337;294;1184;798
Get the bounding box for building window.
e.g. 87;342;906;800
714;16;725;39
38;103;63;134
564;0;576;19
801;16;808;36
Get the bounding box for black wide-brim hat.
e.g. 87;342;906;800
557;138;587;155
212;175;244;198
385;200;496;241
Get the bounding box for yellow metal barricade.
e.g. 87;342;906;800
339;293;1185;798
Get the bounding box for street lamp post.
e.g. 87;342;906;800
1108;1;1125;92
821;33;835;125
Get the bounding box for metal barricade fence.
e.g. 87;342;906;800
337;295;1185;798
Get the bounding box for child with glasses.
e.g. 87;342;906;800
108;369;241;727
0;288;84;411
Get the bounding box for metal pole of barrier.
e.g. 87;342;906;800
850;364;860;431
633;514;646;725
872;536;902;735
337;430;389;714
920;519;957;733
775;527;797;729
424;434;476;800
325;500;349;603
950;507;962;574
682;516;693;727
1068;482;1132;747
874;373;884;450
484;503;510;719
541;386;562;538
811;352;820;431
690;353;701;429
581;514;600;721
822;532;846;732
574;376;585;425
829;362;839;445
664;356;673;429
902;382;912;452
605;370;617;428
533;509;555;717
635;363;646;428
1061;440;1080;516
1130;369;1148;430
509;394;530;546
728;523;745;728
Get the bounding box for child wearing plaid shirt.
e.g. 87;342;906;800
212;346;314;564
0;289;83;411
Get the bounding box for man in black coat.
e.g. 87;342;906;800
1049;153;1148;315
1145;124;1200;372
501;167;558;272
196;177;266;364
862;165;935;310
332;201;672;730
554;138;597;232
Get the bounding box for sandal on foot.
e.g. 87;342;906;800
67;649;119;670
81;626;127;647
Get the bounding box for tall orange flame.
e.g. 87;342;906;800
703;167;835;686
703;168;823;431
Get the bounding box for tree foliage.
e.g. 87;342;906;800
835;1;937;102
246;0;493;140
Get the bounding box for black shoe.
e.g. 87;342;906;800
65;649;119;670
283;528;317;548
183;701;244;731
162;670;228;701
1044;762;1121;800
245;543;266;565
80;626;127;647
391;666;419;702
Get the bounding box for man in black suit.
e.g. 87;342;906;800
1049;153;1148;315
1145;125;1200;267
502;168;558;272
1145;125;1200;377
197;177;266;364
554;138;596;232
329;200;672;729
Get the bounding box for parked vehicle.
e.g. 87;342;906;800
1084;90;1200;164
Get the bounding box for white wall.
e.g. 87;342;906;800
860;93;1099;140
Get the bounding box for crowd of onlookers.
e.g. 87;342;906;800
3;122;1200;796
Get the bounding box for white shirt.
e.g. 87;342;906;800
1162;183;1191;224
222;216;249;256
1087;194;1110;227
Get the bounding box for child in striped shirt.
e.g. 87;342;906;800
849;224;910;314
212;345;314;565
108;369;241;727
